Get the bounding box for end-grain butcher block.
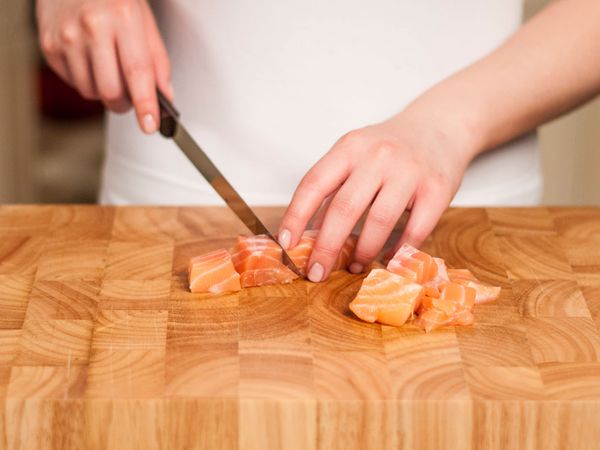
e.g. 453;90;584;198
1;205;599;449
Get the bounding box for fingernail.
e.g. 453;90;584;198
278;229;291;249
349;262;363;274
308;262;324;283
142;114;157;134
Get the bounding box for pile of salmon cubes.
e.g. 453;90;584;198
350;244;500;332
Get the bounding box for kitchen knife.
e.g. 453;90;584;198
156;89;304;278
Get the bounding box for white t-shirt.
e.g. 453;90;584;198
100;0;542;206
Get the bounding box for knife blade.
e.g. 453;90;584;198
156;89;304;278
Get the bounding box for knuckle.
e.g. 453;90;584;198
369;209;395;229
80;87;97;100
40;31;57;54
106;99;131;113
132;97;154;110
96;80;124;102
314;242;339;260
284;206;305;224
79;91;94;100
101;89;124;104
421;173;449;199
113;0;136;20
330;195;356;219
337;129;362;147
353;247;376;263
433;171;452;190
123;61;152;79
403;227;425;246
401;157;419;174
369;141;397;160
80;7;105;36
59;22;79;45
299;172;323;195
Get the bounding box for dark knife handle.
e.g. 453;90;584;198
157;89;180;138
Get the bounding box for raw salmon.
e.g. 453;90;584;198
414;307;474;333
286;230;318;276
230;235;298;288
188;249;241;294
230;235;282;273
386;243;438;284
422;257;450;298
447;268;501;304
412;282;476;332
285;230;357;275
350;243;498;332
349;269;424;327
334;234;358;271
238;268;297;288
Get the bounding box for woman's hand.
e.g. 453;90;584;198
36;0;172;133
278;113;477;282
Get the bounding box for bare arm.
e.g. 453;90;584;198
408;0;600;158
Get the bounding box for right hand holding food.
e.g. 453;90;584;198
36;0;173;133
278;110;477;282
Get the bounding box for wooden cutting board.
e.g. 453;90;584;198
0;205;599;450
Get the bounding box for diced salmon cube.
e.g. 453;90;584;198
188;249;241;294
349;269;424;327
386;243;438;284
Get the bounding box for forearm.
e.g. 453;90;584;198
399;0;600;158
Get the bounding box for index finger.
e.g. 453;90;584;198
306;168;381;282
142;1;172;99
116;13;157;133
278;151;350;250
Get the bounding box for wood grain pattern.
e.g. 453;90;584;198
512;280;591;318
0;206;600;450
26;281;100;321
0;276;32;329
0;237;46;275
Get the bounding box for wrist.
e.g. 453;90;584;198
387;100;483;168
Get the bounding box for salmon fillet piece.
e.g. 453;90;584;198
188;249;241;294
285;230;357;275
230;235;298;288
334;234;358;271
349;268;424;327
230;235;282;273
422;257;450;298
239;267;297;288
286;230;318;276
413;282;476;332
448;268;501;304
386;243;438;284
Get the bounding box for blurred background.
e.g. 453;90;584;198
1;0;599;204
